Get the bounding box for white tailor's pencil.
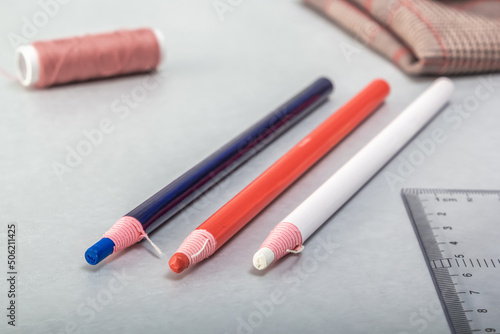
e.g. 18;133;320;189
253;77;454;270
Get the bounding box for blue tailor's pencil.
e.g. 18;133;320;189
85;78;334;265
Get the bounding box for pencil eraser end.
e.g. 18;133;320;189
316;77;334;95
372;78;391;96
253;248;275;270
85;238;115;265
169;252;190;274
435;77;455;92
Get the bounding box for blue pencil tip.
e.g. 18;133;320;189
85;238;115;265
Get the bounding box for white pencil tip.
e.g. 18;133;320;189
253;248;275;270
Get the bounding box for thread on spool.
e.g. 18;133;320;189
16;28;163;88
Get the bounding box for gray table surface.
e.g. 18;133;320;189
1;1;499;333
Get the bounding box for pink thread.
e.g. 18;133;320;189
32;28;160;88
259;222;303;261
103;216;146;253
176;230;217;267
0;67;16;81
392;46;410;63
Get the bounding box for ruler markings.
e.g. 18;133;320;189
429;258;499;270
402;189;500;334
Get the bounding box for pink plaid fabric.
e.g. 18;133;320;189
305;0;500;75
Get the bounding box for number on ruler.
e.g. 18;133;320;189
403;189;500;334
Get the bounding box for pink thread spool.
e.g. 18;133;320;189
15;28;165;88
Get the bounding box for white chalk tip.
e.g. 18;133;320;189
253;248;275;270
15;45;39;87
152;28;167;68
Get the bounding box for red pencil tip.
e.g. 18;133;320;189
169;252;190;273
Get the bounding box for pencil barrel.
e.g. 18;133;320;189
199;79;389;246
130;78;334;232
289;78;454;241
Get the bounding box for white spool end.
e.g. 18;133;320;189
253;248;275;270
15;45;40;87
152;29;166;68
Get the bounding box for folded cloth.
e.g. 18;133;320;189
305;0;500;75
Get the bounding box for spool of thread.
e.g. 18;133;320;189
15;28;165;88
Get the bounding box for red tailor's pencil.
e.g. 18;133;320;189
169;79;390;273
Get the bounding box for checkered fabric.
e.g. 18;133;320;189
305;0;500;75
